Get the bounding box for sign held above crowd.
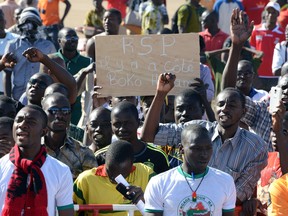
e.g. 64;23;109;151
95;33;200;97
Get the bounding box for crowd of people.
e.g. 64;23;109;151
0;0;287;216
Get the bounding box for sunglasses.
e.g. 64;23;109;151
29;78;47;89
237;71;253;78
48;107;71;115
89;121;111;128
61;35;79;41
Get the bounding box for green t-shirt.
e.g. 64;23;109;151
55;50;91;125
177;4;200;33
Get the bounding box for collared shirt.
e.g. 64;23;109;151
55;49;91;76
154;120;268;201
249;88;268;102
272;41;288;74
54;49;92;125
43;136;98;179
242;96;273;150
199;29;229;51
4;36;56;100
250;24;285;77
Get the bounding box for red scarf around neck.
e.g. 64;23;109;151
2;145;48;216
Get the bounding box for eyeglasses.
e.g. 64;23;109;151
89;121;111;128
28;78;47;89
237;71;254;78
47;107;71;115
61;35;79;42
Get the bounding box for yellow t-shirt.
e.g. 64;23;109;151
73;163;154;216
268;173;288;215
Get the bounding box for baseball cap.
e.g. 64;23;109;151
19;7;42;26
265;2;280;13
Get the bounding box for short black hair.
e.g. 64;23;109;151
176;89;203;106
112;101;139;121
221;87;246;108
208;10;219;22
181;124;211;145
105;140;134;165
58;27;76;38
41;92;70;108
0;95;16;106
238;60;254;74
90;107;111;120
31;72;54;86
44;83;69;98
0;116;14;128
106;8;122;25
23;104;48;128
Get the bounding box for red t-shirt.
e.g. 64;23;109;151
250;24;285;77
199;29;229;51
241;0;269;25
278;5;288;29
106;0;128;18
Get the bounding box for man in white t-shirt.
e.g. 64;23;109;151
144;124;236;216
0;105;74;216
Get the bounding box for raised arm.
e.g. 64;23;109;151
59;0;71;28
75;62;95;95
189;78;215;122
22;47;77;104
221;9;254;90
141;73;175;142
0;53;17;71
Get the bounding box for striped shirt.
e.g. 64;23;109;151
242;96;273;151
154;120;268;201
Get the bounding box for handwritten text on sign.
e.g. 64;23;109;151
95;33;200;97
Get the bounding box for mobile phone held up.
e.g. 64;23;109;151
269;86;282;114
116;183;134;200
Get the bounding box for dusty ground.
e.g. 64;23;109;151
61;0;213;31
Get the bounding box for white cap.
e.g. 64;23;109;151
265;1;280;13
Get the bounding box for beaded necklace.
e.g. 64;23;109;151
180;166;205;202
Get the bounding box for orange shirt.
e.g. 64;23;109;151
38;0;64;26
268;174;288;215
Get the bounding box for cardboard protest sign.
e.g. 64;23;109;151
95;33;200;97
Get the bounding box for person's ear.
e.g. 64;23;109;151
42;127;48;137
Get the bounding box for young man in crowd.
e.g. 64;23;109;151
95;101;170;174
74;140;154;216
86;107;112;156
0;105;74;215
41;93;98;179
144;124;236;216
4;7;56;100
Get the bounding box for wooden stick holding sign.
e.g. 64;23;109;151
95;33;200;97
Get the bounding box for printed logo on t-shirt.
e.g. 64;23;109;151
178;195;215;216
